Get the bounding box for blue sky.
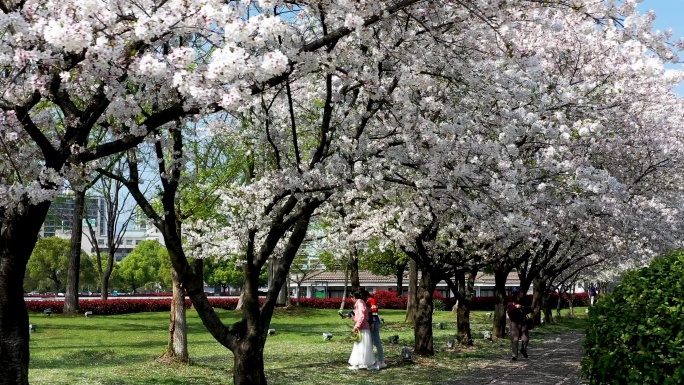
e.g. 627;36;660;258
637;0;684;94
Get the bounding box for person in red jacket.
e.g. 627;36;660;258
362;290;386;369
506;287;530;361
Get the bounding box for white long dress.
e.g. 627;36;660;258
348;329;375;368
348;299;376;368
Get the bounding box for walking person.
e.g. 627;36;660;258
589;285;598;306
347;292;376;370
362;290;386;369
506;287;530;361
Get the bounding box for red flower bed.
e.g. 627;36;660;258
25;298;185;315
24;291;590;315
296;297;354;309
26;300;65;314
371;290;407;309
25;297;255;315
207;297;243;310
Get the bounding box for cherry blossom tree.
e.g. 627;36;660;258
1;1;683;384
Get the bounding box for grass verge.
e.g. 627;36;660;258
28;307;586;384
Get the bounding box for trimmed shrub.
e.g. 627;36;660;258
296;297;353;309
582;251;684;385
207;297;241;310
372;290;406;309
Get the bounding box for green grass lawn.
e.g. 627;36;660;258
28;307;586;385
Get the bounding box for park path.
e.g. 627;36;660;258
447;330;585;385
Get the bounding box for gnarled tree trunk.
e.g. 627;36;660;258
456;268;476;345
543;293;554;324
164;270;189;362
0;202;51;385
414;268;437;356
0;251;30;385
492;269;509;339
233;332;267;384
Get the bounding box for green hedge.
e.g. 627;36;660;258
582;251;684;385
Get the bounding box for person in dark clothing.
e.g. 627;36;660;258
590;285;598;306
506;287;530;361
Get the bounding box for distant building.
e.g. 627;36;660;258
41;191;163;261
295;270;523;299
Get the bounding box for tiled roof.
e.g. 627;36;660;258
474;272;520;284
302;270;397;283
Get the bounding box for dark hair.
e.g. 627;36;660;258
352;292;364;299
362;290;372;299
511;287;521;296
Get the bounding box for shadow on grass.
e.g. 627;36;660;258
31;322;216;335
99;379;205;385
33;340;161;351
29;351;156;370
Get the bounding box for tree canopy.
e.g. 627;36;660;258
1;0;684;384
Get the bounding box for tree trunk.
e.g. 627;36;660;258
543;294;553;324
518;273;533;298
98;250;116;300
235;291;245;310
164;270;189;362
285;276;291;307
277;284;288;306
568;285;575;316
100;270;111;300
456;268;476;345
296;282;302;305
0;203;50;385
269;259;288;306
339;255;351;311
0;253;30;385
405;259;418;323
64;188;86;314
233;335;267;385
492;269;509;339
414;267;436;356
456;305;472;345
395;263;405;295
350;250;360;290
531;277;546;325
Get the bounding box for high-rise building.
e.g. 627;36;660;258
40;190;163;261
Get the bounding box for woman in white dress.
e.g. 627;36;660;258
348;292;377;370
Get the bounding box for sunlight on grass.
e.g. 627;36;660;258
28;307;586;384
